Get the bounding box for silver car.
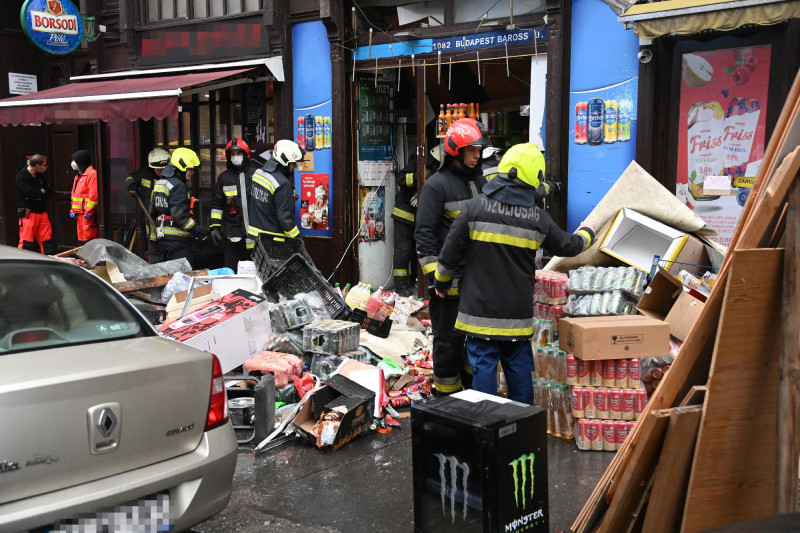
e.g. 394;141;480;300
0;245;237;532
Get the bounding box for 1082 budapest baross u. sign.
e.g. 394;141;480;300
20;0;83;55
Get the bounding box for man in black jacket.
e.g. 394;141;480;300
434;143;595;404
210;138;256;271
415;118;491;396
16;154;54;254
126;147;170;263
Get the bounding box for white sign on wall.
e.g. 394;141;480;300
9;73;37;95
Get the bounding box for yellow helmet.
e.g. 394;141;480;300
497;143;545;188
170;147;201;172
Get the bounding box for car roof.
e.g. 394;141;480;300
0;244;65;263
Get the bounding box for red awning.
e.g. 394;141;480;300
0;69;249;127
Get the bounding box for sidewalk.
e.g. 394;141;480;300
193;414;614;533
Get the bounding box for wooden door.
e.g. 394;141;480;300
50;128;80;251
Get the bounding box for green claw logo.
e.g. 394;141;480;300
509;453;535;509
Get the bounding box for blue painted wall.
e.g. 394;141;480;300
567;0;639;231
292;21;333;237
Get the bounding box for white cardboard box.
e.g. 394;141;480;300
158;289;272;372
600;208;689;272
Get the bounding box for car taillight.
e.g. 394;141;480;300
205;354;229;431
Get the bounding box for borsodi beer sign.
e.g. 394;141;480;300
21;0;83;55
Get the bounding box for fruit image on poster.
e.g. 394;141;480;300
300;174;330;230
676;45;771;247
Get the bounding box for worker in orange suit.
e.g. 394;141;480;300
69;149;99;244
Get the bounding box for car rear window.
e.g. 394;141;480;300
0;260;147;354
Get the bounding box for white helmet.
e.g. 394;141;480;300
273;139;304;166
148;147;170;169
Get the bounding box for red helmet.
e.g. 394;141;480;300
225;137;250;157
444;118;491;157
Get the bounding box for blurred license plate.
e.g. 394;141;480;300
49;492;171;532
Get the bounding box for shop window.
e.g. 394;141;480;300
198;148;212;188
167;116;179;146
453;0;544;24
145;0;262;22
192;0;207;17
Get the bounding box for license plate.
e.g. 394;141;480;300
48;492;171;532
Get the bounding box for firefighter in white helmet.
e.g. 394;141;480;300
126;147;170;263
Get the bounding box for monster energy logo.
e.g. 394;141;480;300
509;453;535;509
434;453;470;523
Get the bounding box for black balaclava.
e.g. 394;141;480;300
72;150;91;173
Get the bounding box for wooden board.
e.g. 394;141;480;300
777;178;800;512
641;405;703;533
112;269;209;292
679;386;706;407
597;408;672;533
681;249;783;532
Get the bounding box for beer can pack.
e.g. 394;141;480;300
575;101;588;144
296;116;306;150
604;100;618;143
588;98;604;145
305;113;316;151
602;420;616;451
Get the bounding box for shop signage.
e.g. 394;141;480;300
432;27;546;52
357;79;394;161
8;73;37;95
20;0;84;55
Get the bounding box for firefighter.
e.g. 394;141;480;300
434;143;595;403
391;146;442;297
247;139;304;246
16;154;54;255
210;138;256;271
69;150;99;244
126;147;170;263
150;147;206;266
415;117;491;396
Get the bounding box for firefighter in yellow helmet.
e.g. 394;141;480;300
150;148;206;267
434;142;595;403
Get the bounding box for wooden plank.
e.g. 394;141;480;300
641;405;703;533
626;476;655;533
778;178;800;512
54;246;82;258
112;269;209;293
597;408;672;533
682;249;783;532
679;386;706;407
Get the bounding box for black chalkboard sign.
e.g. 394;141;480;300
358;78;394;161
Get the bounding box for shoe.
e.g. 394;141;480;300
397;288;414;298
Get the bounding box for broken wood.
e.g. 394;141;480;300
112;269;209;293
54;246;82;257
641;405;703;533
678;386;706;407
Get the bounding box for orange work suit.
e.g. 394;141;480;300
70;165;99;242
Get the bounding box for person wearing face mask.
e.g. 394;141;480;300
209;138;256;271
415;118;491;397
150;148;206;266
69;149;99;244
16;154;55;254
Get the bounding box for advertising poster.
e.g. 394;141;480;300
358;78;395;161
676;45;771;247
567;0;639;231
292;21;334;238
358;186;386;242
299;174;330;230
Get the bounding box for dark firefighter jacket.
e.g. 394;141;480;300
414;161;486;297
434;173;594;340
150;165;198;240
126;167;158;240
247;159;300;245
15;167;50;213
391;160;417;226
210;162;256;241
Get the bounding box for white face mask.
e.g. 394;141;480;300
230;155;244;167
71;161;79;171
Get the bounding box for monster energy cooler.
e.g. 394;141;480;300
412;391;548;532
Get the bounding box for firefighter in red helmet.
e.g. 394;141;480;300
415;118;492;396
210;137;257;272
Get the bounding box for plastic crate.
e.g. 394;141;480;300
350;308;393;338
262;253;350;320
252;235;313;279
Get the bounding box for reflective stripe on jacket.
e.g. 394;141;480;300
150;176;196;240
246;167;300;248
210;165;256;243
70;166;98;216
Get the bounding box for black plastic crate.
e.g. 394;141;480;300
252;235;313;279
262;253;350;320
350;308;392;338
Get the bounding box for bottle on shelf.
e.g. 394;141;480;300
437;104;446;136
445;104;453;130
468;103;477;121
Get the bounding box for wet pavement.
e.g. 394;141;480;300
193;411;614;533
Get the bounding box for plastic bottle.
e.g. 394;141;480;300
437;104;446;136
367;286;385;320
445;104;453;130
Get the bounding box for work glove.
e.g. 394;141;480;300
544;180;562;199
195;231;208;242
211;228;224;247
410;194;418;208
69;212;76;219
84;214;92;220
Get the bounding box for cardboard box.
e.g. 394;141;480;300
559;315;670;360
335;359;387;418
636;267;684;321
665;290;706;342
165;283;214;322
292;373;375;451
600;208;689;272
158;289;272;372
663;234;711;274
701;176;737;196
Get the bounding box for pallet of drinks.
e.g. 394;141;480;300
532;342;574;440
533;270;569;345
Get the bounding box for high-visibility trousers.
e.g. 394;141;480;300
18;211;54;254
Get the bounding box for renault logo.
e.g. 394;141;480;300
97;408;117;438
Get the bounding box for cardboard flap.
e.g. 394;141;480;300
326;373;374;400
636;267;684;321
